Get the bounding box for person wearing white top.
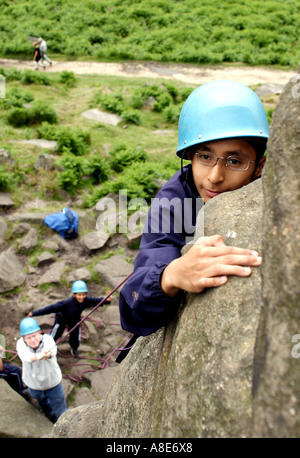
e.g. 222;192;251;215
17;317;66;423
37;37;52;66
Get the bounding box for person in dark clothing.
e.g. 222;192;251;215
33;41;45;71
119;80;269;340
0;344;27;397
28;281;111;357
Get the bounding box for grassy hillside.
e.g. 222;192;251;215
0;0;299;67
0;66;276;211
0;67;192;209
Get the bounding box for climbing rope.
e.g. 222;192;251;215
3;272;134;383
57;318;131;382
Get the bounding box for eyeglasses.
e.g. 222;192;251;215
195;151;256;172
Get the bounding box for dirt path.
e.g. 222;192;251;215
0;58;296;86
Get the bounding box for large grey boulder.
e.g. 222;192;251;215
52;178;264;438
0;249;26;293
84;366;118;400
37;261;65;285
94;254;133;288
18;227;38;252
72;387;97;407
7;212;50;224
0;380;53;438
0;192;14;209
14;139;57;149
80;230;110;252
96;180;263;439
0;216;7;239
160;180;263;439
81;108;122;126
51;401;104;438
34;153;56;170
252;75;300;437
0;148;16;166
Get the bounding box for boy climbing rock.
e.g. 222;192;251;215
119;80;268;338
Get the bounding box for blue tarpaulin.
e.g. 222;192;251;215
44;208;79;239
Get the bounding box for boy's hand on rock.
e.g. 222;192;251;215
161;234;262;297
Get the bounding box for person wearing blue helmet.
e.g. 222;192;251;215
17;317;67;423
119;80;268;340
28;281;111;357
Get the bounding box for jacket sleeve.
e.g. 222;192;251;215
119;245;185;336
82;296;109;310
16;339;33;363
119;166;199;337
119;190;188;337
31;299;67;317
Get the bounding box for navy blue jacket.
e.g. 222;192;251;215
32;296;107;328
119;164;203;336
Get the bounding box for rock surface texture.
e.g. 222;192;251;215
0;380;53;438
252;74;300;437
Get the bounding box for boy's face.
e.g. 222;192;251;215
189;138;265;203
73;292;87;303
23;331;41;350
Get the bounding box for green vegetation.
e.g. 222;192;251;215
0;67;194;205
0;64;277;207
0;0;299;67
0;65;277;205
7;100;58;127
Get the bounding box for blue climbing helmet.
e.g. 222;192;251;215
20;317;40;336
176;80;269;159
72;280;88;294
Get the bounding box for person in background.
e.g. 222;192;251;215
0;333;28;399
37;37;52;66
33;41;45;71
28;280;111;357
17;317;67;423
